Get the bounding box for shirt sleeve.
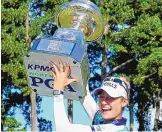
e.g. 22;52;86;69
54;95;92;132
80;85;99;120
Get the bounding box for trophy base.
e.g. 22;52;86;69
24;51;88;100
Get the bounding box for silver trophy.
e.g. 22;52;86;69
24;0;104;100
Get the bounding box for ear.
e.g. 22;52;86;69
121;98;128;108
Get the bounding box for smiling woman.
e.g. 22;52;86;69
98;90;128;122
51;60;130;132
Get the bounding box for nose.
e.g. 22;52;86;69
101;97;111;105
101;99;107;105
102;96;114;104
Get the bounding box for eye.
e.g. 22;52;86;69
107;96;115;101
99;94;104;99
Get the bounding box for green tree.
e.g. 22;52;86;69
1;0;63;131
97;0;162;131
1;0;30;130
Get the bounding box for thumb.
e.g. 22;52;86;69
67;78;79;85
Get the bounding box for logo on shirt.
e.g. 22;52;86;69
94;126;102;132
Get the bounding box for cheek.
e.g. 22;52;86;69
98;100;103;108
112;100;123;110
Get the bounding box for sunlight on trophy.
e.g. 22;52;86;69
24;0;104;100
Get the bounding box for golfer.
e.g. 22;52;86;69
51;60;130;131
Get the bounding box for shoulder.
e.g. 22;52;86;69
91;124;129;132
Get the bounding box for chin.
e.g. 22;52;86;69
101;113;112;120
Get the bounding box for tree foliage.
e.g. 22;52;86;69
1;0;62;131
2;0;162;131
96;0;162;131
1;0;30;130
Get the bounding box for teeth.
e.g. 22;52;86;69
103;108;109;110
103;107;111;110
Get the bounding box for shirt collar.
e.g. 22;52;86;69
101;117;127;126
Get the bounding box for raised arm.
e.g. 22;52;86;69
50;60;90;131
50;60;126;132
80;84;99;121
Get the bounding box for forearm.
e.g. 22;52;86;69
53;95;70;129
80;85;99;120
53;95;92;131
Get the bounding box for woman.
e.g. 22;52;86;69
51;60;130;131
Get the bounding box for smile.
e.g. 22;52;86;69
101;106;112;112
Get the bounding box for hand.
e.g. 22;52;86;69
49;60;79;91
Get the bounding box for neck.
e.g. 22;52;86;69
104;117;122;123
103;117;127;126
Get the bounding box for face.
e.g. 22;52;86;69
98;90;128;120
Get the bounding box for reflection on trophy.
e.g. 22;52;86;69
24;0;104;100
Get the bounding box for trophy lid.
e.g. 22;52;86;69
55;0;104;42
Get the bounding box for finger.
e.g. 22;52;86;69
68;64;71;77
49;69;56;79
67;78;80;85
49;63;56;78
59;60;64;72
50;61;59;77
65;63;70;75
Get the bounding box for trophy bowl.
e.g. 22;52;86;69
55;0;104;42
